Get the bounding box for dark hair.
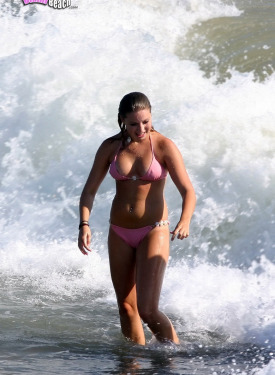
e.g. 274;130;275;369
118;92;152;143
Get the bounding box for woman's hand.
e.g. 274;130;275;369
170;220;190;241
78;226;92;255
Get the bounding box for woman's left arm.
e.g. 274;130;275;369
163;138;196;241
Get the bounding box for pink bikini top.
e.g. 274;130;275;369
109;135;168;181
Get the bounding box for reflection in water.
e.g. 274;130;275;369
112;340;179;374
112;339;275;375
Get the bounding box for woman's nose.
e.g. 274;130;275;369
137;123;144;133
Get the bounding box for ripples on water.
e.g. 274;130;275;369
176;1;275;82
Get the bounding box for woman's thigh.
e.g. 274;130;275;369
135;226;170;309
108;227;137;306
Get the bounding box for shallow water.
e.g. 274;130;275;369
0;0;275;374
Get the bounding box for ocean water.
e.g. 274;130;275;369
0;0;275;374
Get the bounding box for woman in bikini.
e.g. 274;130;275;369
78;92;196;345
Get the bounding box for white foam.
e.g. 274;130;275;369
253;360;275;375
163;258;275;345
0;238;112;299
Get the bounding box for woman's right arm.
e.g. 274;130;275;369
78;139;113;255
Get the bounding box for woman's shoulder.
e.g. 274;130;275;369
100;133;121;148
151;130;175;151
97;133;122;162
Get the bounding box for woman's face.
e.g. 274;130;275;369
122;109;152;142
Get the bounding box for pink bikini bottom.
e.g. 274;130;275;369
110;220;169;248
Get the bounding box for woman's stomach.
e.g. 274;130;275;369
110;182;168;228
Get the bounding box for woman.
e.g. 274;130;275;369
78;92;196;345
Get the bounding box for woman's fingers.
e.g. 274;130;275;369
78;229;92;255
170;224;189;241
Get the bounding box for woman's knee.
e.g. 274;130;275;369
138;305;159;325
118;301;138;319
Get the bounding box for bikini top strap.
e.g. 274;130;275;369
113;140;123;161
149;133;155;156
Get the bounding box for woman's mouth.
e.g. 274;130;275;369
136;132;145;138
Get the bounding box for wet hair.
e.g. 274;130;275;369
118;92;152;144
